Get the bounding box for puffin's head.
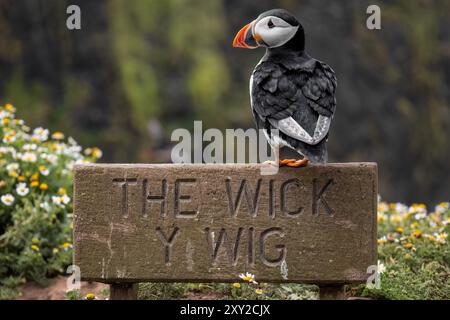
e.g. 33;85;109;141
233;9;303;50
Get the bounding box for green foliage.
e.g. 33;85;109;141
0;103;100;296
138;283;191;300
362;261;449;300
66;289;82;300
137;282;318;300
109;0;162;129
359;201;450;299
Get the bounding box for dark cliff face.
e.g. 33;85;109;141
0;0;449;204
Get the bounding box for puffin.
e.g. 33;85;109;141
233;9;337;166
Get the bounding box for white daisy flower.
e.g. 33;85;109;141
1;194;15;206
32;127;49;142
61;194;71;205
52;196;62;206
21;152;37;162
414;212;426;220
16;183;29;196
436;202;449;214
377;261;386;274
395;203;408;215
39;201;51;212
6;162;19;172
39;166;50;176
2;134;16;144
238;272;257;284
23;143;37;151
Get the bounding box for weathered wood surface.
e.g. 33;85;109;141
319;285;346;300
73;163;377;284
109;283;138;300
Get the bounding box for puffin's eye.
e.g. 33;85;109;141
267;19;275;28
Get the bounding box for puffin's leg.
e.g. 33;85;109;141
263;144;280;166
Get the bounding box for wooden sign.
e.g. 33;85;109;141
73;163;377;284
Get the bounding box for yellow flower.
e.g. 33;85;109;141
4;135;15;143
377;202;388;213
389;203;395;210
31;244;39;251
412;230;422;238
5;103;15;112
377;238;387;245
92;147;102;159
255;288;263;295
51;131;65;140
436;233;448;243
2;118;10;125
403;242;414;249
396;227;404;234
410;222;419;229
62;242;72;250
18;176;25;182
84;148;92;156
232;283;241;288
58;187;67;195
30;181;39;187
85;293;96;300
8;171;18;178
377;214;385;223
30;173;39;181
39;183;49;190
31;238;39;244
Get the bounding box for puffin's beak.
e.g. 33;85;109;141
233;21;258;49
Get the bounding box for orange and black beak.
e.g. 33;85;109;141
232;21;259;49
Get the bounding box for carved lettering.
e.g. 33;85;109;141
174;178;198;218
112;178;137;216
280;178;304;217
260;227;286;267
143;179;168;217
248;227;255;265
205;227;244;266
156;227;180;265
312;179;335;215
226;179;262;217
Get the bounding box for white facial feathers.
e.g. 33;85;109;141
254;16;299;48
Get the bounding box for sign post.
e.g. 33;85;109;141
73;163;377;299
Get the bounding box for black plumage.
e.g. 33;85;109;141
248;10;337;163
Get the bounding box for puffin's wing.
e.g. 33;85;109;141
251;59;336;144
252;61;301;122
300;60;337;118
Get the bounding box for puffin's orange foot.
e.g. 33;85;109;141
279;158;309;167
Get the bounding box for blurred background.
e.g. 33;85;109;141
0;0;449;204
